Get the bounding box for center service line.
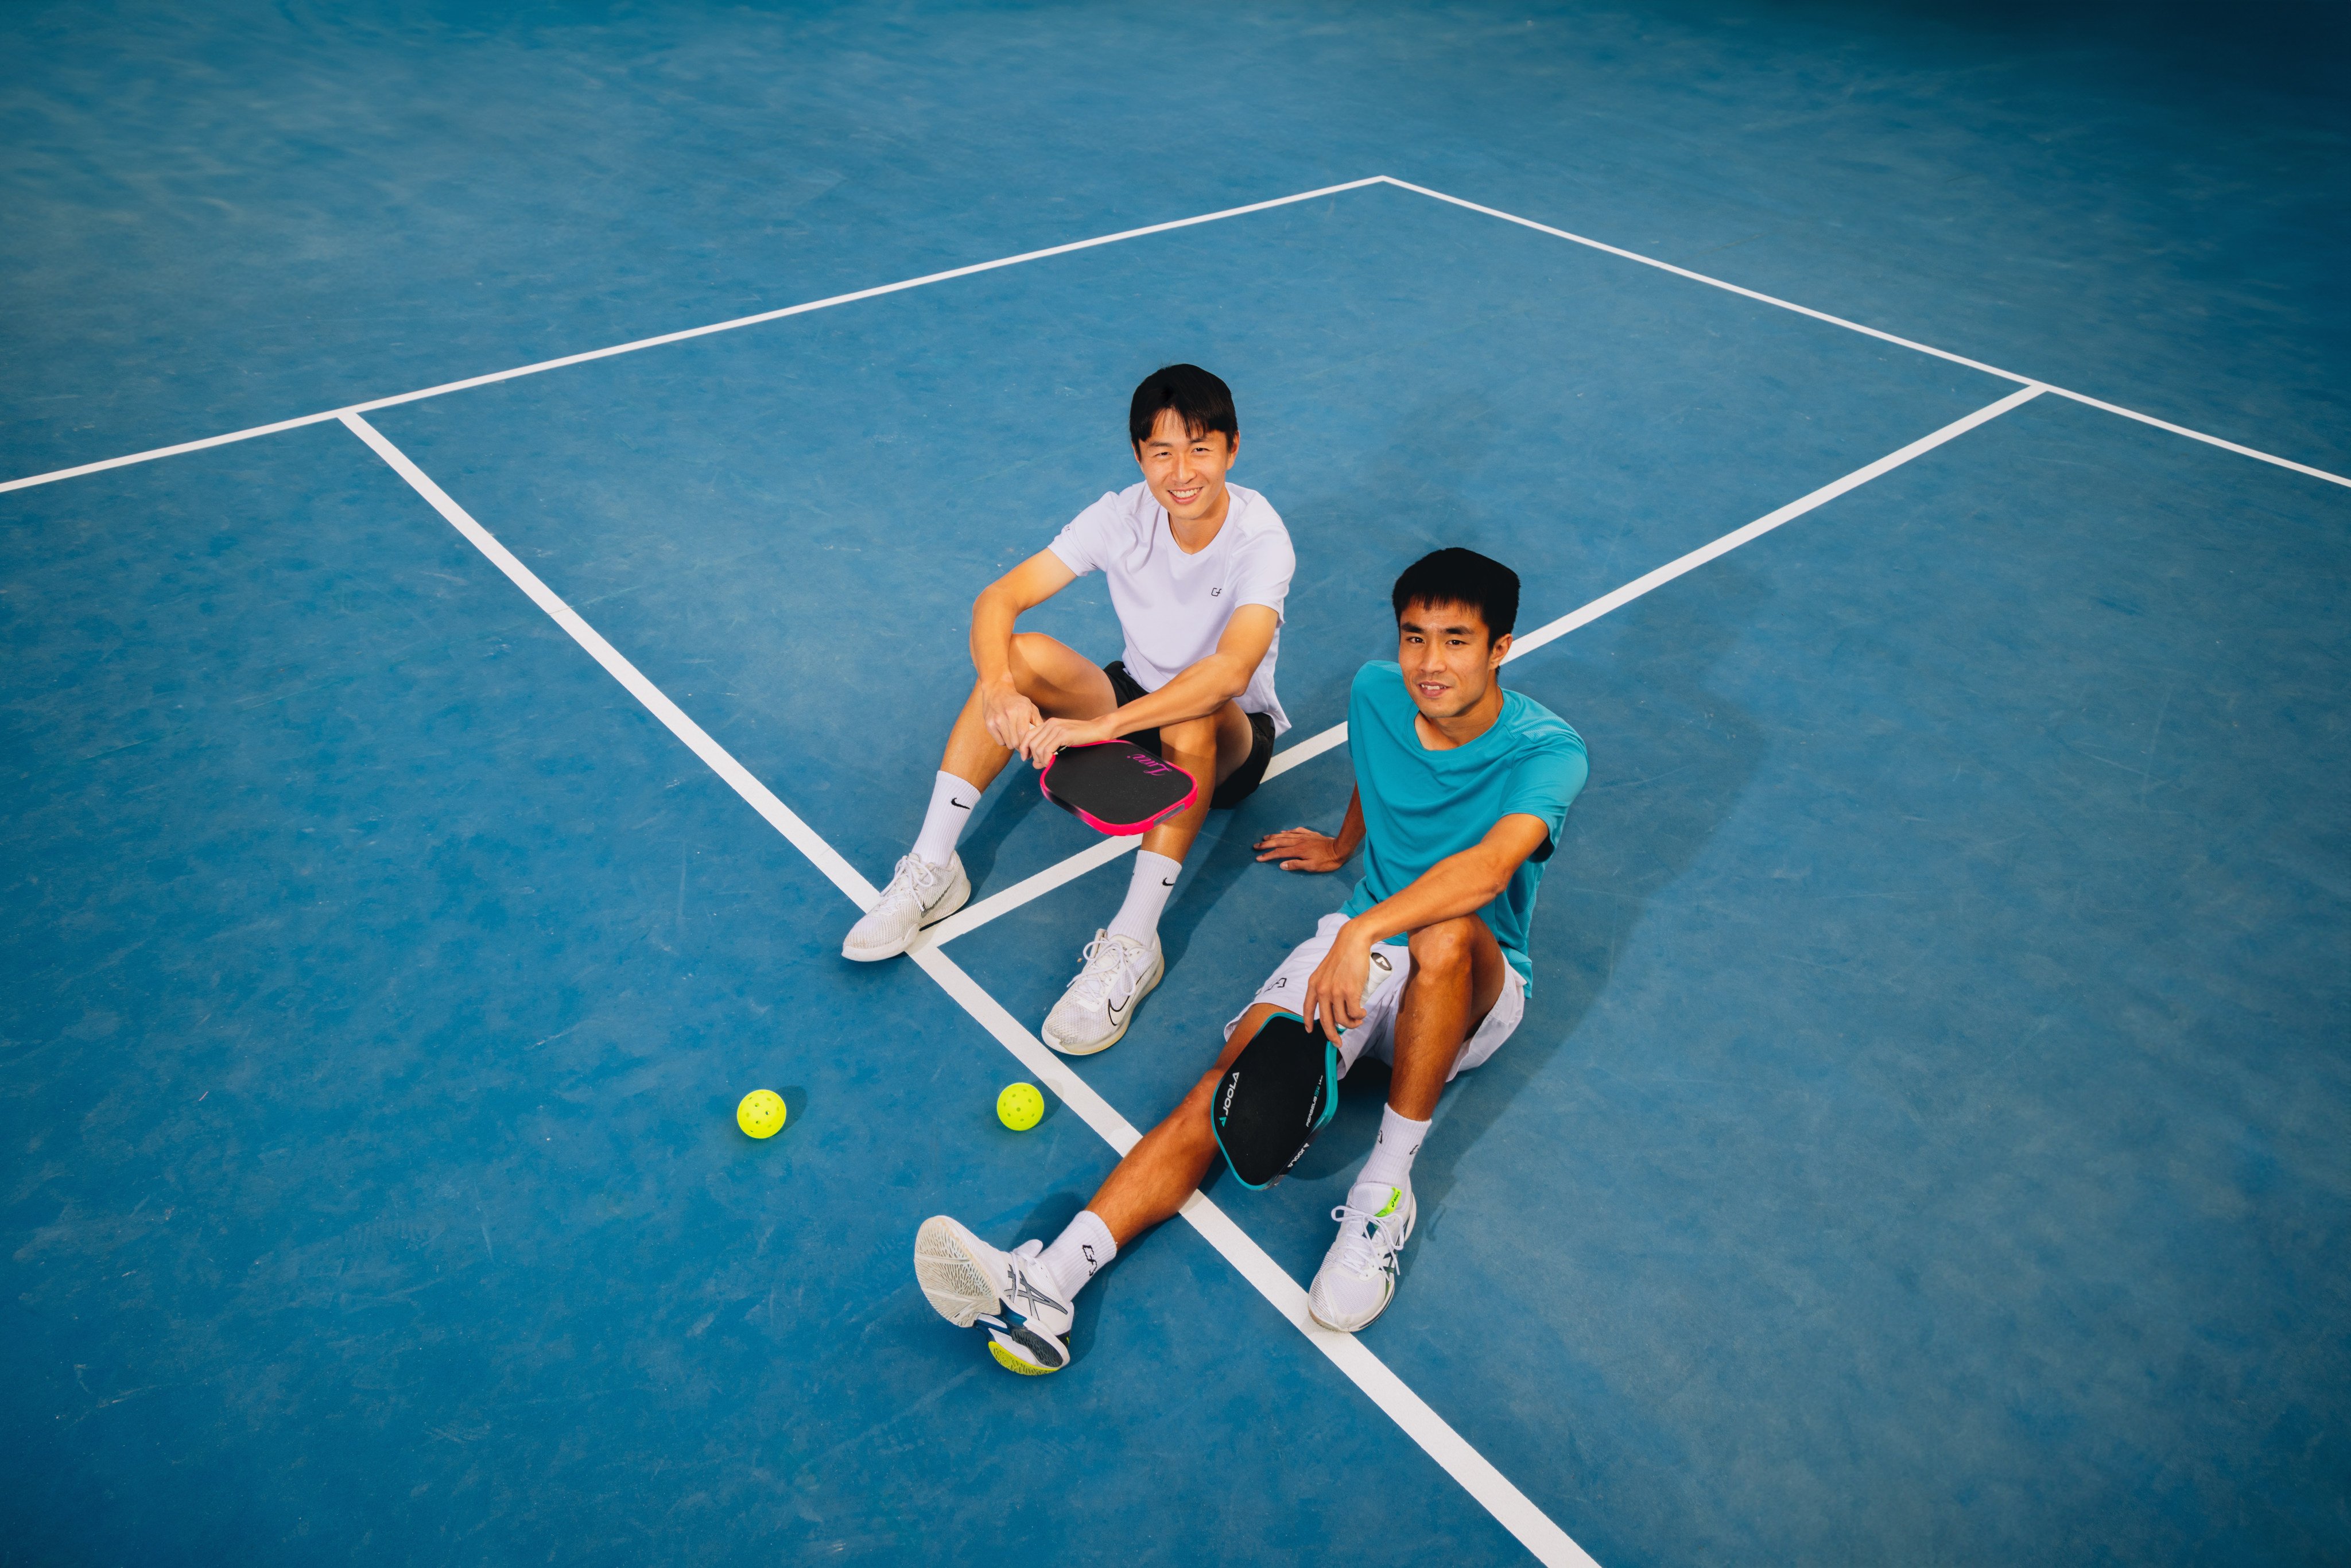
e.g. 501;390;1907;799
338;410;1598;1568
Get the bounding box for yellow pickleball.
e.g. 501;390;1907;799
996;1082;1045;1132
736;1089;786;1139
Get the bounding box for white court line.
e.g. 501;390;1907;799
10;176;2346;498
340;410;1597;1568
1;177;1384;496
1377;177;2350;492
923;383;2047;946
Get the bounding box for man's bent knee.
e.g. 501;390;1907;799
1157;712;1219;763
1408;915;1488;973
1004;631;1057;677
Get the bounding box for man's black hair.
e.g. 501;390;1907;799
1129;364;1239;449
1391;548;1520;642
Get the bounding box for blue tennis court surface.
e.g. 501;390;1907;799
6;5;2346;1565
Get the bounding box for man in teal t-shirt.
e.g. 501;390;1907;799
1337;643;1586;993
911;549;1586;1372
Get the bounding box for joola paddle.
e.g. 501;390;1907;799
1038;740;1198;836
1211;1012;1340;1190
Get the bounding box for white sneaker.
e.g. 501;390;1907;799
913;1216;1073;1376
1308;1181;1417;1333
1040;930;1162;1055
841;853;969;961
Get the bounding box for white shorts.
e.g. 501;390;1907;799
1224;911;1526;1081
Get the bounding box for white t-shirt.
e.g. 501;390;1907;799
1047;481;1295;736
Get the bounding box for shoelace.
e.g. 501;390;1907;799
878;853;940;909
1326;1200;1400;1280
1063;934;1142;1004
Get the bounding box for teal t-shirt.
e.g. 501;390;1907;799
1338;661;1588;988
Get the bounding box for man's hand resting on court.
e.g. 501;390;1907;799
1254;826;1349;872
1256;783;1366;874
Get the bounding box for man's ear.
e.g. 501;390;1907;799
1488;631;1513;669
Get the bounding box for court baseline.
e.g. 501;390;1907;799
5;181;2338;498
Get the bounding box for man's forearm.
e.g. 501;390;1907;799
1106;654;1250;736
1334;788;1366;860
968;587;1021;685
1344;846;1512;948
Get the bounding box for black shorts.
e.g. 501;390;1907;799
1104;660;1277;811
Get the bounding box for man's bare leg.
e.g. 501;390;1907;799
1087;917;1503;1249
1135;701;1257;865
848;634;1119;962
939;631;1118;793
1384;915;1507;1119
1041;698;1257;1053
1308;916;1508;1329
1087;1002;1286;1245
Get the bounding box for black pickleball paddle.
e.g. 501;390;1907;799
1211;1011;1340;1190
1038;740;1198;836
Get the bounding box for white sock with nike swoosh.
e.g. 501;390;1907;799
1107;850;1182;944
913;770;980;867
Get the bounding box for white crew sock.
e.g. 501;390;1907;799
912;771;980;867
1105;850;1182;944
1039;1209;1118;1299
1357;1104;1433;1194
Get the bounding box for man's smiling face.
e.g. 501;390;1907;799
1395;599;1510;722
1132;407;1237;528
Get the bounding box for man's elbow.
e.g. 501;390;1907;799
1479;855;1524;904
1210;655;1257;704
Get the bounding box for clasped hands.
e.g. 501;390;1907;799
981;678;1118;768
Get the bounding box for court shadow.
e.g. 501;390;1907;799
1402;555;1772;1221
953;766;1052;894
1153;812;1278;977
1153;558;1767;1233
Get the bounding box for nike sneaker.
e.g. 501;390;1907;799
841;853;969;961
1040;929;1162;1055
913;1215;1072;1376
1308;1181;1417;1333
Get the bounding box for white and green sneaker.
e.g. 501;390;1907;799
913;1216;1073;1375
1308;1181;1417;1333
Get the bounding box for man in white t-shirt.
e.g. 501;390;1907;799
842;364;1296;1055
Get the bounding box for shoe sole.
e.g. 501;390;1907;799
988;1340;1057;1376
913;1216;1000;1328
914;1217;1067;1375
1043;948;1165;1057
842;860;971;962
985;1324;1066;1375
1307;1189;1417;1334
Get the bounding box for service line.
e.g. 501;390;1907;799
922;383;2049;948
341;410;1597;1568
